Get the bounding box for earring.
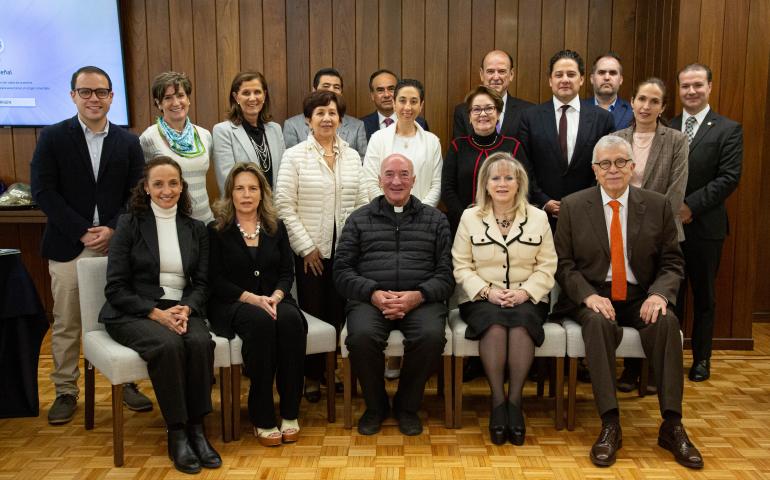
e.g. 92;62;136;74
145;191;149;195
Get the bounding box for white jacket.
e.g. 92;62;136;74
275;134;368;258
362;122;443;207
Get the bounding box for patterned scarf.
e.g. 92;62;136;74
157;117;205;158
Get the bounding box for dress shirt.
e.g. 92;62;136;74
552;96;581;164
78;115;109;225
497;93;509;132
377;111;397;130
593;96;618;112
600;186;638;285
681;104;711;138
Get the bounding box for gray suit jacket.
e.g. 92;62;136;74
283;113;368;159
612;124;689;241
211;120;285;194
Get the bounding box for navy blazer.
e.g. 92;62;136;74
582;96;633;131
452;93;533;139
30;116;144;262
517;100;615;208
361;112;429;141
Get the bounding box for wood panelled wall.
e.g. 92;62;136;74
0;0;768;346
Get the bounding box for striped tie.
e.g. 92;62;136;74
684;116;696;144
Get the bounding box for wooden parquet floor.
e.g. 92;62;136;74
2;325;770;479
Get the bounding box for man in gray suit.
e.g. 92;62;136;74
283;67;368;159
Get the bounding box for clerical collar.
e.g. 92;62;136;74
393;205;404;213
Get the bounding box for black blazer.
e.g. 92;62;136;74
517;100;615;208
30;116;144;262
98;211;209;324
207;220;301;339
361;112;429;141
452;93;533;139
670;110;742;240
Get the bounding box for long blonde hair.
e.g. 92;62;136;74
212;162;278;234
475;152;530;218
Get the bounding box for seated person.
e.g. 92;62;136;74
451;152;556;446
334;154;454;436
208;163;306;447
99;157;220;474
551;135;703;469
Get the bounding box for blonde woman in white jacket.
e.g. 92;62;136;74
275;90;367;402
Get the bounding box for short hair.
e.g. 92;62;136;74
70;66;112;91
313;68;343;90
129;156;192;216
480;50;514;70
226;71;273;124
151;71;192;108
592;135;634;165
590;52;623;74
464;85;503;113
548;50;585;76
395;78;425;101
369;69;398;91
212;162;278;235
475;152;530;217
302;90;346;119
677;63;713;83
380;153;415;176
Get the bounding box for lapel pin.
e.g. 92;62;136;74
707;121;713;126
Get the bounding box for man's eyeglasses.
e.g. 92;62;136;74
470;105;496;116
593;158;632;170
74;88;111;99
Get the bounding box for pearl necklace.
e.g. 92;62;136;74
237;221;261;240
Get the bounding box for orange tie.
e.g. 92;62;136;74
609;200;627;301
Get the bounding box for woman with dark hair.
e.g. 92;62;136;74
99;157;220;474
208;162;306;447
275;90;367;402
140;71;214;223
212;71;285;192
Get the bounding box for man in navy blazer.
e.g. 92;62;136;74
582;53;633;131
671;63;742;382
361;69;428;141
30;66;145;425
518;50;615;226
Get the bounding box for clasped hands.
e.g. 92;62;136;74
240;290;283;319
584;293;668;324
80;226;113;254
371;290;424;320
150;304;191;335
487;287;529;307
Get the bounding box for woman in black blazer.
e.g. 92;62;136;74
99;156;220;474
208;162;306;447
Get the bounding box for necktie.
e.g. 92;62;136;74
558;105;570;166
684;116;696;144
609;200;627;301
383;117;394;128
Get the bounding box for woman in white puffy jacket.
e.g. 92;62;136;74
274;90;367;402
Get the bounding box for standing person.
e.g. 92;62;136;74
583;53;634;131
274;90;367;403
212;71;285;192
140;71;214;223
30;66;150;425
452;50;533;138
361;69;429;141
672;63;742;382
208;163;306;447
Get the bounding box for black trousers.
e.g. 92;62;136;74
573;284;683;418
677;237;724;362
106;314;214;426
231;302;306;428
345;300;447;415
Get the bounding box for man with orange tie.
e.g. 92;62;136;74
551;135;703;469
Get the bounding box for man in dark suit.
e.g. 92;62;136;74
30;66;147;425
517;50;615;225
452;50;532;139
553;135;703;469
583;52;633;131
671;63;742;382
361;69;428;141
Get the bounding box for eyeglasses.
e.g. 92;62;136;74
74;88;111;99
470;105;496;116
593;158;632;170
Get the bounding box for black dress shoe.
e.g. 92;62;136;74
658;421;704;469
590;422;622;467
395;410;423;436
357;408;389;435
616;367;639;393
167;429;202;474
488;403;508;445
187;423;222;469
506;403;526;446
123;383;153;412
304;380;321;403
689;360;710;382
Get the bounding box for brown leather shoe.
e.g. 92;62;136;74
658;422;704;469
590;422;622;467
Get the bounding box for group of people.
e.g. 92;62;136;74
29;44;741;473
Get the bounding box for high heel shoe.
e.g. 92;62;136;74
489;403;508;446
507;402;526;445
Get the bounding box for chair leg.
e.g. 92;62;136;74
548;358;557;398
567;357;578;431
555;356;565;430
639;358;649;398
443;355;452;428
343;357;352;429
231;365;242;440
220;367;232;442
111;384;124;467
453;357;464;429
536;358;545;398
326;351;336;423
85;360;94;430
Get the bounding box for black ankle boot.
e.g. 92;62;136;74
489;403;508;446
187;423;222;469
507;403;526;446
168;428;202;474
